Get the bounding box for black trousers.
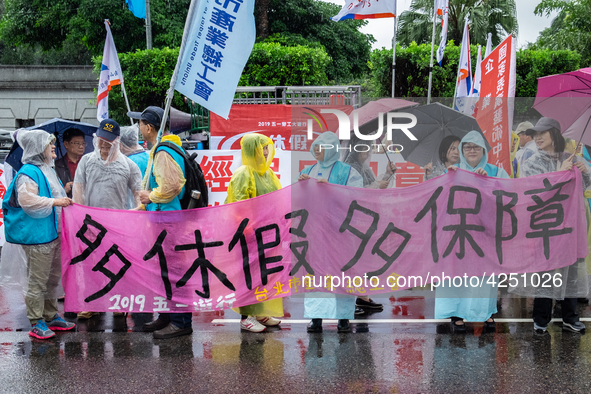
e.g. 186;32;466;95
533;297;578;326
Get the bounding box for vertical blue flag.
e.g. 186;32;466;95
173;0;256;119
126;0;146;19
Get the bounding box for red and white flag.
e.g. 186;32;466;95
435;0;447;15
97;20;124;122
435;0;449;65
332;0;396;21
454;19;472;113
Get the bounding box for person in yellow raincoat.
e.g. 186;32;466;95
225;133;283;332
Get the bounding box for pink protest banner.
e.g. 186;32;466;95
290;169;587;296
61;192;293;314
62;169;587;311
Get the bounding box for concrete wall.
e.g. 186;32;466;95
0;65;98;130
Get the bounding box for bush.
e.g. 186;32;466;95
94;43;332;124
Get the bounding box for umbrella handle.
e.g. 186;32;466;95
377;136;393;165
576;116;591;152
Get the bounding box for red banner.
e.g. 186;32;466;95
210;104;353;151
475;35;515;172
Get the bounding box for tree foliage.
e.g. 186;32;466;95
264;0;375;83
531;0;591;67
240;40;331;86
398;0;518;48
369;42;580;98
0;0;190;63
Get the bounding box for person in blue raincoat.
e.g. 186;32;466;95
298;131;363;333
119;124;149;209
1;129;76;340
435;130;508;332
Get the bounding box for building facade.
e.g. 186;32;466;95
0;65;98;130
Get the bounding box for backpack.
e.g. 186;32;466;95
157;141;209;209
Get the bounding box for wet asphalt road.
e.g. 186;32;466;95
2;289;591;393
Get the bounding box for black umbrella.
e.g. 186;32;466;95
391;102;490;167
5;118;98;171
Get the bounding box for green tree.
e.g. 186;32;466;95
398;0;518;48
532;0;591;67
0;0;189;60
264;0;375;83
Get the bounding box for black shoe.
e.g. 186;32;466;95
354;307;366;317
356;298;383;310
484;318;496;331
143;318;169;332
307;319;323;333
452;319;466;333
337;319;351;333
153;323;193;339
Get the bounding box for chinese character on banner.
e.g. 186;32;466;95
395;163;424;188
199;155;234;192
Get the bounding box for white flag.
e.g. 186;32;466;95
462;45;482;116
484;32;492;59
471;45;482;98
173;0;256;119
454;19;472;113
97;21;124;122
435;0;449;65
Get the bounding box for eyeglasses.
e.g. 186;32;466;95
462;144;482;152
68;142;87;147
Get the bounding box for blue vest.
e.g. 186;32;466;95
129;151;149;178
301;161;352;186
146;145;186;211
2;164;58;245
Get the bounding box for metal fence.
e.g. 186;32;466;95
233;86;362;108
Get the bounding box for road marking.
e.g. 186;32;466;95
212;318;591;324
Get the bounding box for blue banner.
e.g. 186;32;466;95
174;0;255;119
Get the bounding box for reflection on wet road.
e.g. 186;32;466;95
2;288;591;392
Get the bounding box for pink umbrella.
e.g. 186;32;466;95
534;68;591;144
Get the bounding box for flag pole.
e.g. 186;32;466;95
391;15;398;98
157;0;200;142
120;82;134;125
145;0;153;49
427;4;437;105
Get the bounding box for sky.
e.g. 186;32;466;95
321;0;557;50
